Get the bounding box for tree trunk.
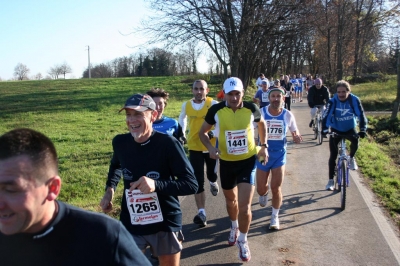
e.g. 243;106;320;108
391;43;400;119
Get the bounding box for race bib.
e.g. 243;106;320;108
125;189;163;225
261;92;269;102
225;129;248;155
267;120;284;140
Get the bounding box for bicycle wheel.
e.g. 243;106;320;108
317;118;323;145
340;160;347;211
313;118;318;140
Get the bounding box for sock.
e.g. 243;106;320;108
231;220;239;228
198;208;206;216
210;181;217;186
272;207;280;216
238;232;247;242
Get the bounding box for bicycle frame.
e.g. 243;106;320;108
313;105;324;145
337;138;350;188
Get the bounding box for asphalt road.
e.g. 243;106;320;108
154;99;400;265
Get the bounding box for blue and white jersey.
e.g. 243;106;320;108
291;78;298;87
260;107;299;150
296;78;303;89
152;116;181;140
322;93;367;132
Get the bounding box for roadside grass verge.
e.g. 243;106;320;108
357;137;400;227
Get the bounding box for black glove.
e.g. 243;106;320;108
358;131;366;138
207;131;214;139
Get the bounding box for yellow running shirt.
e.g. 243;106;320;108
204;101;261;161
186;97;216;151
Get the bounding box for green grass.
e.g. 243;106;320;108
1;75;399;227
351;76;397;111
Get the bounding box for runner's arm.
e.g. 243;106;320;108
178;102;187;137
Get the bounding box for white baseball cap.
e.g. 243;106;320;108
223;77;244;94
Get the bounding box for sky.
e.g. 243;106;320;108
0;0;208;80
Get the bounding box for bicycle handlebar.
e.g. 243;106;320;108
327;132;359;139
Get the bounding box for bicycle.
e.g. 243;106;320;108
328;132;358;211
312;105;325;145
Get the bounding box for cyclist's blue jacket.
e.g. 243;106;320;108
322;93;367;132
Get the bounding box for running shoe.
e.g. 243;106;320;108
309;120;314;128
193;212;207;227
236;240;251;262
349;157;358;170
210;182;219;196
325;179;334;191
259;192;268;207
228;227;239;246
269;214;280;230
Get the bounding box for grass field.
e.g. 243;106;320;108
0;75;399;225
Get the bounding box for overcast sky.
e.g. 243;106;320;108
0;0;207;80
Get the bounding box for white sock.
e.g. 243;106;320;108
210;181;217;186
198;208;206;216
272;207;280;216
238;232;247;242
231;220;239;228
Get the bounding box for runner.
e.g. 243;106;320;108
256;87;302;230
100;93;198;266
178;80;219;227
199;77;267;262
147;87;185;143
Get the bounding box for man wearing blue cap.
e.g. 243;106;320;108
253;79;271;108
100;94;198;266
199;77;267;262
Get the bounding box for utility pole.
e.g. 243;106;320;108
86;45;91;78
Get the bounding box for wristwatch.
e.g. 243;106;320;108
260;143;268;148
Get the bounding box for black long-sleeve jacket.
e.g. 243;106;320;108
106;131;198;235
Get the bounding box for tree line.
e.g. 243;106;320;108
82;44;215;78
11;62;73;81
139;0;399;87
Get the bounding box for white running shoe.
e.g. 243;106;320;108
210;182;219;196
269;214;280;230
325;179;334;191
236;240;251;262
259;193;268;207
349;157;358;170
228;227;239;246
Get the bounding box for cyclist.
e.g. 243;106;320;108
257;87;302;230
322;80;368;191
307;78;330;128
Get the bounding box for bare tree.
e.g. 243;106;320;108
35;73;43;80
48;65;62;79
60;62;72;79
14;63;30;80
140;0;302;88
